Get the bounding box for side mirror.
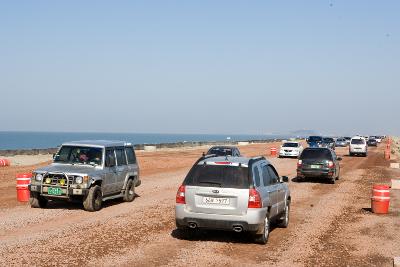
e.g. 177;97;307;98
52;153;56;159
281;176;289;183
337;157;342;161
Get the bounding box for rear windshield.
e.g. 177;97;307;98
283;143;298;147
351;139;365;144
300;149;332;160
207;148;233;156
323;138;334;142
337;138;345;141
184;164;249;189
308;136;322;142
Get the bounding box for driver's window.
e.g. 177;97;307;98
105;149;116;167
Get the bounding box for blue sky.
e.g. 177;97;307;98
0;1;399;135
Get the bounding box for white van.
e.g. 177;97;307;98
349;136;368;157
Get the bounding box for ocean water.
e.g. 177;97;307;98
0;131;287;150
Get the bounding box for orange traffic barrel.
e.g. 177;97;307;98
16;173;32;202
0;158;10;167
270;147;277;156
384;149;391;160
371;185;390;214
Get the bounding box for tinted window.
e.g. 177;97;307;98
283;143;299;147
105;149;116;167
115;148;127;166
337;138;345;141
267;166;279;184
300;149;332;160
323;138;334;143
261;165;271;186
253;166;261;187
184;165;249;189
125;147;137;164
351;139;365;145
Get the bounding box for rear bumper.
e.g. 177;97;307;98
297;168;334;178
175;205;267;233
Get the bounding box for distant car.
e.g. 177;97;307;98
279;142;303;158
321;137;335;150
371;136;382;143
367;138;378;147
307;136;323;148
175;155;291;244
349;136;368;157
335;138;347;147
344;137;351;145
206;146;241;157
297;147;341;184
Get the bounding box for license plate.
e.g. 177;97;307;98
310;165;321;169
203;197;230;205
48;187;63;195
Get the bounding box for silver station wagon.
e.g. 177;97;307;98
29;140;141;211
175;155;291;244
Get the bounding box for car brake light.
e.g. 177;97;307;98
297;159;302;167
328;161;335;168
176;185;186;204
248;189;262;208
214;161;231;165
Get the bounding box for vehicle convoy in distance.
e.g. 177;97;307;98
297;147;341;184
279;141;304;158
349;136;368;157
175;155;290;244
29;140;141;211
205;146;241;157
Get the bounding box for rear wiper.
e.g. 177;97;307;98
199;181;222;187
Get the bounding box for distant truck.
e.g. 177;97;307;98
29;140;141;211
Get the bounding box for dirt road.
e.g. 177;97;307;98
0;143;399;266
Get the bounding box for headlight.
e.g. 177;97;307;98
35;174;43;181
75;176;83;184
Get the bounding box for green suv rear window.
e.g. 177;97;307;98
184;165;249;189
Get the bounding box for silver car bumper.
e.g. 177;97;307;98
175;205;268;233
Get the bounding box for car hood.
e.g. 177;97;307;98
34;163;103;176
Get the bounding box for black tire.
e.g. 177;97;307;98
349;152;353;157
254;214;270;244
30;192;48;208
123;179;136;202
278;201;290;228
330;177;336;184
83;185;102;212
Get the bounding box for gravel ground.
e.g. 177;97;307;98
0;142;399;266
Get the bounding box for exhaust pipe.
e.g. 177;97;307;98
233;226;243;233
188;222;197;229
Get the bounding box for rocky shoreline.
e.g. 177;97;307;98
0;139;281;156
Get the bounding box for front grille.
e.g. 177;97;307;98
43;173;74;186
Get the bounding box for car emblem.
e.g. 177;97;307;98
212;190;219;194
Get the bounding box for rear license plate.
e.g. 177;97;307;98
310;165;321;169
48;187;63;195
203;197;230;205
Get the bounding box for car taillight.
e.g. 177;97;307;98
297;159;302;167
248;188;262;208
176;185;186;204
328;161;335;168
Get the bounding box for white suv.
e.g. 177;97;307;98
349;136;368;157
